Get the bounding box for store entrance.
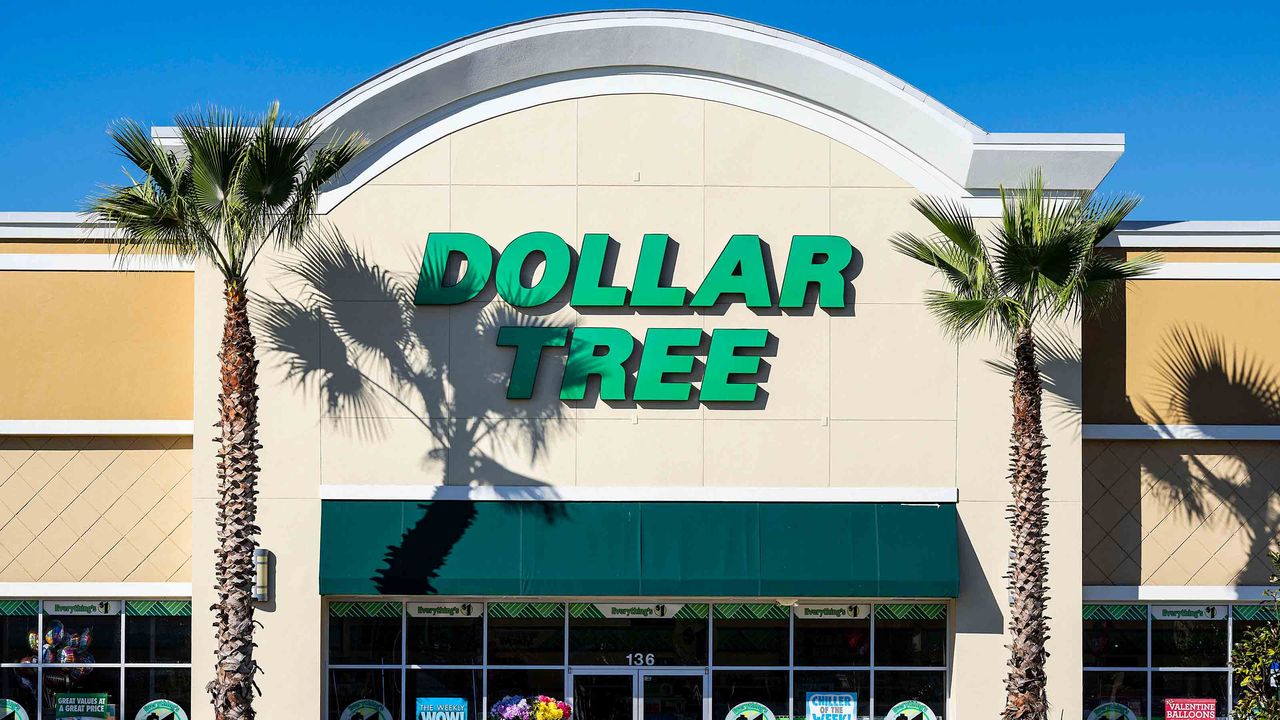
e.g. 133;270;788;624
570;669;707;720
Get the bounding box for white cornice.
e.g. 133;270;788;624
1084;585;1272;602
0;420;194;436
0;582;192;598
1101;221;1280;249
1084;424;1280;441
0;212;119;240
298;10;1122;197
319;484;959;503
0;253;193;272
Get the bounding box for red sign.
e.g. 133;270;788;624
1165;699;1215;720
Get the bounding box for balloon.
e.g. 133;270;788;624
40;646;53;664
27;631;37;652
79;627;92;649
44;620;64;647
58;646;76;663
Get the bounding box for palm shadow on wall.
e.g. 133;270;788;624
1136;324;1280;583
253;228;569;594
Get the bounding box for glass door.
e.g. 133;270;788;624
573;671;635;720
641;672;705;720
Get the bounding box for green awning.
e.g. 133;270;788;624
319;500;958;598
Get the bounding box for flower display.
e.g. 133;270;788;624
489;695;570;720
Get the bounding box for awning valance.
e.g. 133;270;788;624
319;500;958;598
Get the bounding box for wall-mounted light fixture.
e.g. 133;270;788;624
253;548;270;602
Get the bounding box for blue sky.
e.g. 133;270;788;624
3;2;1277;219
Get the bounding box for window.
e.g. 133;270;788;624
0;599;192;720
1082;604;1271;720
326;600;950;720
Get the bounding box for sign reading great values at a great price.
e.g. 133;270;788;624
415;231;854;403
1164;699;1215;720
53;694;111;720
806;692;856;720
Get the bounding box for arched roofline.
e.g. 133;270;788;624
156;10;1124;203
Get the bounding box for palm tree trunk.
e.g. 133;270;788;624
1003;325;1050;720
207;285;261;720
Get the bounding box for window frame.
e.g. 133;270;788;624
1083;603;1255;720
0;598;192;720
323;599;953;720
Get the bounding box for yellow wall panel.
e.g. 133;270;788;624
0;271;193;420
1084;280;1280;425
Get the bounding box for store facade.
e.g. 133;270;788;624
1;10;1278;720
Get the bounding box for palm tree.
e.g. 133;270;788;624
891;171;1156;720
88;103;365;720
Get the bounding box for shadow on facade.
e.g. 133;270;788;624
1086;314;1280;585
254;229;569;593
1137;325;1280;583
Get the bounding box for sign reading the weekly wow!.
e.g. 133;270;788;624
414;231;854;403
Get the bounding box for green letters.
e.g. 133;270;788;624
701;329;769;401
495;231;572;307
630;233;688;307
778;235;853;308
414;232;493;305
633;327;703;401
571;233;628;307
560;327;634;401
691;234;772;307
496;326;569;399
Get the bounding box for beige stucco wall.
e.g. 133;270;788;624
0;435;191;581
190;95;1084;720
0;246;194;420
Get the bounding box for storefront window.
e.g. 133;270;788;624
330;669;402;720
712;604;788;667
330;601;403;665
793;605;870;666
326;600;951;720
487;603;565;666
1083;670;1145;720
712;670;788;720
407;607;483;666
488;668;565;700
408;670;483;720
873;605;946;667
1151;672;1227;719
1081;604;1258;720
875;671;946;720
569;604;708;666
0;600;192;720
794;671;870;719
1150;611;1226;668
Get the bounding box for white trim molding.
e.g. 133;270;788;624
1102;221;1280;249
0;582;192;598
0;212;119;240
1084;424;1280;441
319;484;959;503
1085;585;1272;602
210;9;1122;207
1140;262;1280;280
0;253;193;272
0;420;194;436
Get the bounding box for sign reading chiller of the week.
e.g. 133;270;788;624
414;231;854;402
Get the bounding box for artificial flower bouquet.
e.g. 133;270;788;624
490;695;572;720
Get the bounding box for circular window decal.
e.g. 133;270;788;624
725;701;777;720
341;700;393;720
135;699;188;720
0;699;30;720
884;700;937;720
1086;703;1138;720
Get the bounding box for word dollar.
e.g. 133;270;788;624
414;231;853;402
